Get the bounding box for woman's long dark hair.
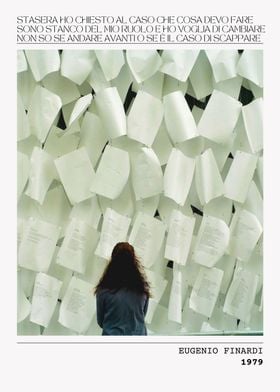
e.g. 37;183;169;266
95;242;151;297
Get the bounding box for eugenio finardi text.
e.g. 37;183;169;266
178;346;263;355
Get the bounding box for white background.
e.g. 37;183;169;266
1;0;279;390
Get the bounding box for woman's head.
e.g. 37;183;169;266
95;242;151;297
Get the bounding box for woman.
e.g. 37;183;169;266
95;242;151;335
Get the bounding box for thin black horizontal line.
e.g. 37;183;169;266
16;42;264;45
17;341;264;345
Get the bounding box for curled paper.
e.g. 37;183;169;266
95;50;125;81
91;145;130;200
129;212;166;268
160;50;199;82
27;85;62;143
131;147;163;200
55;147;95;205
195;148;224;205
95;87;126;139
163;91;198;143
164;148;195;206
197;89;242;144
25;50;60;82
127;90;163;146
126;50;162;83
192;215;230;268
61;50;96;85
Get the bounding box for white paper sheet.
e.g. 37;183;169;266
190;266;224;318
135;194;160;218
160;50;199;81
25;50;60;81
243;181;263;224
204;197;233;226
138;71;164;99
87;59;111;92
195;148;224;205
56;219;99;274
129;212;166;268
94;86;126;139
131;147;163;200
164;148;195;206
70;195;102;229
163;91;198;143
47;247;73;300
17;50;27;73
158;195;193;226
98;182;135;218
58;276;96;334
68;93;92;127
242;98;263;153
198;90;242;144
55;147;95;205
42;303;77;335
168;265;182;323
111;63;133;103
127;90;163;146
17;151;29;200
79;112;108;168
152;122;174;166
25;147;56;205
18;217;61;272
177;136;204;158
17;68;37;110
37;185;72;238
91;145;130;200
126;50;162;83
162;74;188;96
95;50;125;81
189;51;213;99
61;50;96;85
17;275;31;323
30;272;62;327
208;50;239;82
165;210;195;266
237;50;263;87
95;208;131;259
42;71;80;105
43;126;80;159
224;150;258;203
228;209;263;262
215;255;236;295
27;85;62;143
192;215;230;268
223;267;259;323
214;76;242;100
17;93;30;141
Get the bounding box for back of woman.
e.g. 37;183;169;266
95;242;151;336
96;288;148;335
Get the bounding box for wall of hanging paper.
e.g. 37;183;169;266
17;49;263;336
